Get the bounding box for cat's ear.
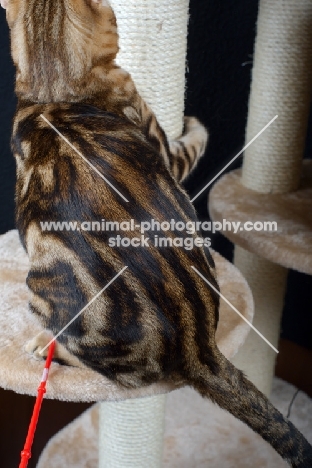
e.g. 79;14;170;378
84;0;112;10
0;0;9;9
82;0;112;9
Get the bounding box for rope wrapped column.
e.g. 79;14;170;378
99;1;189;466
233;247;287;396
99;396;166;468
110;0;188;139
232;0;312;395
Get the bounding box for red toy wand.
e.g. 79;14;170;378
19;340;56;468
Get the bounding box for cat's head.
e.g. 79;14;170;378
2;0;118;102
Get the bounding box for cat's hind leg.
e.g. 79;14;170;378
25;330;87;368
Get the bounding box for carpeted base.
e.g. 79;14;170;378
209;160;312;275
37;377;312;467
0;230;253;402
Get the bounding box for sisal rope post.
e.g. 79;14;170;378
99;396;166;468
242;0;312;193
232;247;288;396
99;1;189;466
110;0;188;139
233;0;312;395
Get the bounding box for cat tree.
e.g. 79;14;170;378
0;2;257;466
4;0;311;466
34;0;312;464
209;0;312;398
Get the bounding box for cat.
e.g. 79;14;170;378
2;0;312;466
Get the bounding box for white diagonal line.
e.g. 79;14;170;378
39;266;128;355
40;114;129;203
191;266;278;353
190;115;278;202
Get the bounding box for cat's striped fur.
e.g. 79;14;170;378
3;0;312;466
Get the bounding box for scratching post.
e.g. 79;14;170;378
110;0;189;138
241;0;312;193
99;396;166;468
209;0;312;396
232;0;312;396
232;248;287;396
99;1;189;466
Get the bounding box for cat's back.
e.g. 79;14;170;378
13;102;198;246
13;101;216;277
12;102;219;378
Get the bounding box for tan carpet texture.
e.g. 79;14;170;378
209;160;312;275
36;377;312;468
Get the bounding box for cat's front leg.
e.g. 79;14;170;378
110;67;207;182
168;116;208;182
25;330;86;368
129;96;208;183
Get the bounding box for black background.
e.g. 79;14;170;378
0;0;311;349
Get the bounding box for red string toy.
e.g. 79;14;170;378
19;340;56;468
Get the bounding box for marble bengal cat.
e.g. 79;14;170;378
2;0;312;465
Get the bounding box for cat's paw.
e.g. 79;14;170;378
183;116;201;130
25;331;87;368
25;330;54;360
183;116;209;157
184;116;208;139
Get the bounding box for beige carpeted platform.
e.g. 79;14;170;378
209;160;312;275
0;229;253;402
36;377;312;468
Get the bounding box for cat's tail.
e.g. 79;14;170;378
189;351;312;468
